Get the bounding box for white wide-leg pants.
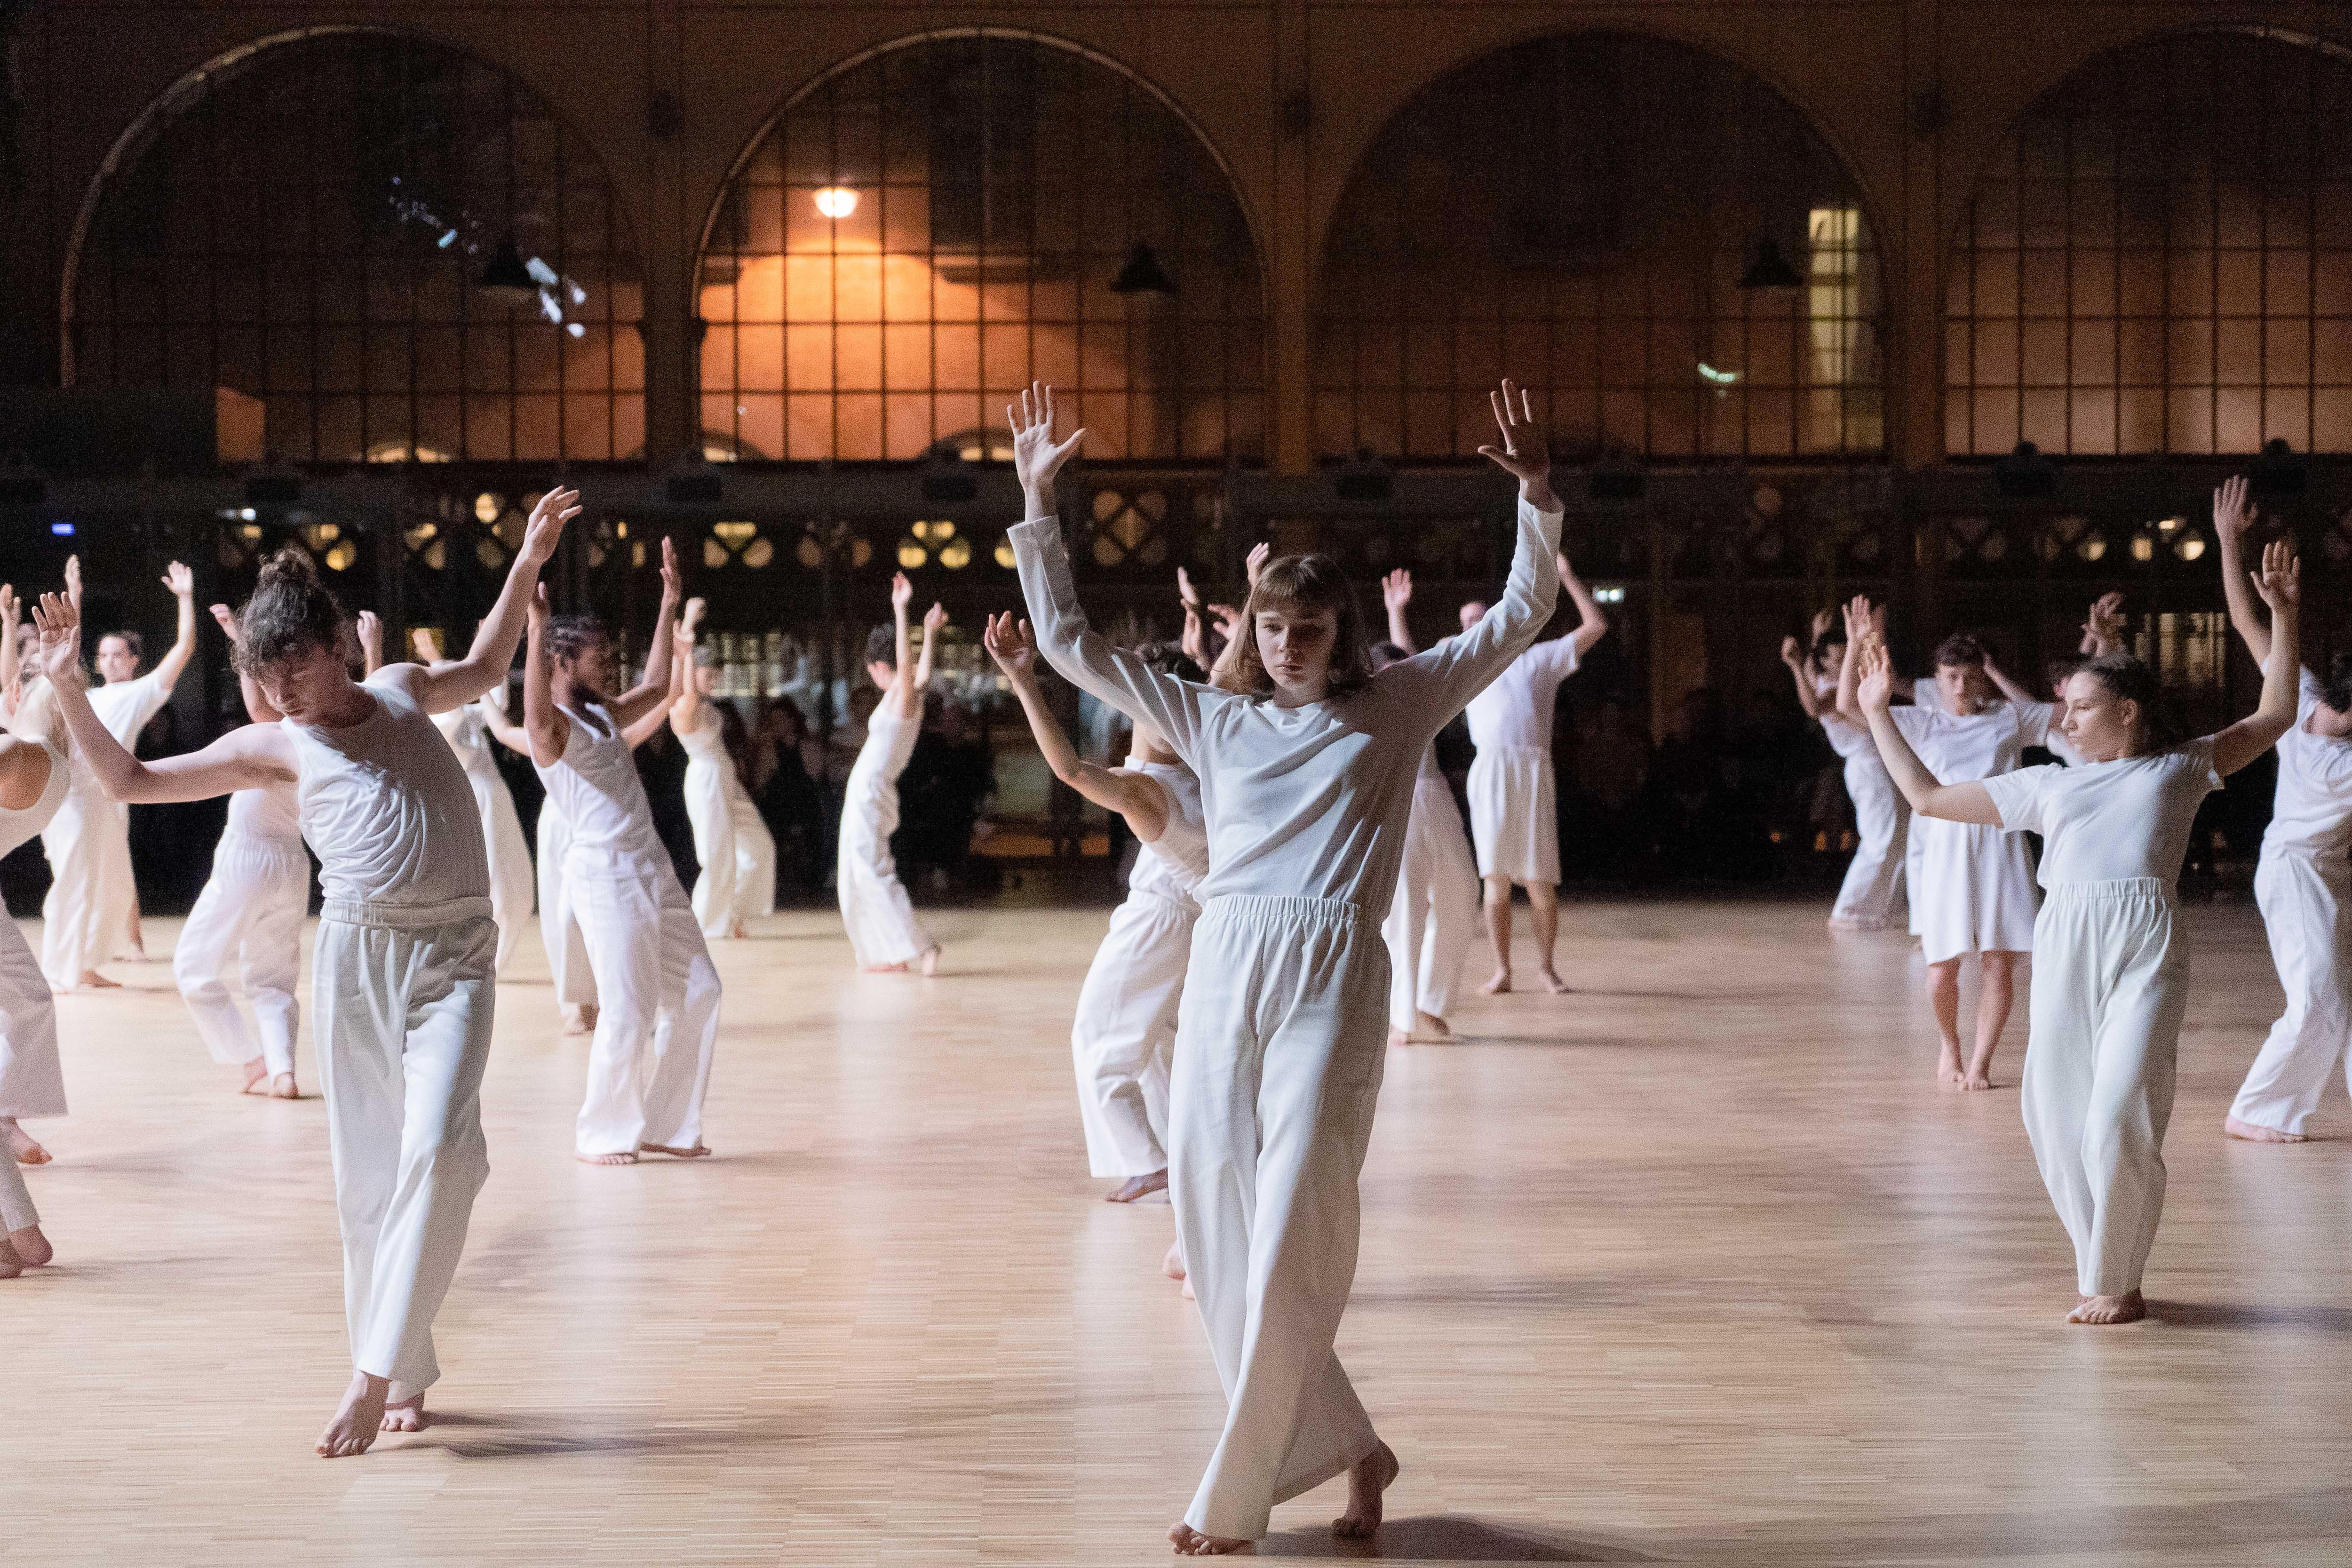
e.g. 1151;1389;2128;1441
0;1138;33;1233
1383;779;1479;1033
175;833;308;1079
1172;894;1388;1542
2231;849;2352;1137
0;918;55;1229
312;900;498;1401
39;788;137;990
2019;879;2184;1299
569;853;722;1157
1071;889;1194;1178
536;808;595;1008
1830;754;1908;929
473;770;535;973
687;781;777;939
837;822;932;970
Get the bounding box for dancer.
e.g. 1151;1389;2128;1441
40;557;197;991
1376;569;1481;1041
1983;593;2126;764
1458;530;1606;995
0;695;68;1267
985;611;1207;1204
407;628;535;972
173;603;307;1099
1840;603;2046;1090
1783;612;1906;929
2204;478;2352;1142
838;576;943;975
1853;538;2299;1323
672;599;778;939
1011;379;1561;1553
34;485;577;1450
522;539;720;1166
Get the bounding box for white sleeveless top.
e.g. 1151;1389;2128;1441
0;739;70;857
1124;759;1208;905
225;777;302;844
282;673;490;910
677;707;748;801
430;702;503;784
534;702;666;865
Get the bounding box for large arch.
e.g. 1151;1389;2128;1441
63;26;646;463
1946;26;2352;458
693;28;1268;464
1313;31;1887;464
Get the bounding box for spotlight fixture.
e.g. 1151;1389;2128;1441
814;187;860;219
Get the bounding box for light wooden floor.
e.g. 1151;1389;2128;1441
6;896;2352;1566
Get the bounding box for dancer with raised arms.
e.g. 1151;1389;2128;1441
672;598;778;940
1782;610;1907;930
407;626;536;973
838;576;944;974
1010;378;1561;1554
1853;536;2300;1323
30;486;578;1453
1375;568;1482;1041
0;700;68;1270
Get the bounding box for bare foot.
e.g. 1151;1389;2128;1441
2068;1290;2146;1325
637;1142;713;1159
577;1150;638;1165
0;1235;19;1279
9;1225;53;1267
561;1003;598;1036
920;947;941;977
1107;1170;1167;1203
75;970;119;989
316;1371;390;1457
1413;1011;1452;1040
3;1121;51;1166
1535;968;1571;995
271;1073;300;1099
1963;1053;1996;1091
381;1395;426;1433
1934;1044;1964;1089
1387;1025;1409;1048
863;962;909;973
729;921;747;940
1334;1441;1401;1539
1168;1524;1249;1555
1480;969;1512;995
1163;1238;1186;1281
2225;1115;2305;1144
240;1059;271;1095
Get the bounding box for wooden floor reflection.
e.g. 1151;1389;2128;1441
5;897;2351;1565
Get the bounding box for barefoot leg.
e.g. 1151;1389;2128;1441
271;1073;300;1099
1528;884;1570;992
919;946;941;977
1925;960;1964;1085
2;1118;51;1166
1480;875;1514;993
1414;1011;1451;1040
0;1234;19;1279
240;1057;271;1095
76;970;119;989
2224;1114;2306;1144
1106;1169;1167;1203
1167;1524;1250;1556
1162;1237;1186;1281
1965;951;2018;1089
381;1393;427;1433
8;1225;53;1267
2068;1289;2146;1325
1333;1441;1401;1539
317;1370;391;1457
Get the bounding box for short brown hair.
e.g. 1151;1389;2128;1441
1933;631;1986;670
1223;553;1374;702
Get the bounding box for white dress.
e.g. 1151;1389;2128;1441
1015;492;1560;1543
535;799;595;1009
1983;742;2221;1298
284;669;497;1402
173;779;307;1079
40;670;170;987
535;702;722;1157
1070;760;1208;1178
1464;636;1579;884
1382;745;1480;1032
677;705;777;938
1818;682;1907;929
2232;666;2352;1135
430;703;536;972
0;742;70;1221
836;700;933;968
1891;699;2053;962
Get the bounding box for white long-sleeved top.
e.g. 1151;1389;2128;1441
1012;497;1561;912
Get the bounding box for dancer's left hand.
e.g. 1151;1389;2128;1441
982;611;1036;680
1382;569;1412;613
658;536;682;603
163;561;194;600
2254;537;2301;612
31;592;84;687
923;601;948;636
518;488;582;568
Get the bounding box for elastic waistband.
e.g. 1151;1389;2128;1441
321;894;493;931
2042;876;2174;905
1201;892;1365;924
1472;744;1551;764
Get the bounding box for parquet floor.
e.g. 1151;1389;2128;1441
5;896;2352;1565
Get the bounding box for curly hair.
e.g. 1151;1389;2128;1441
1222;553;1374;702
2322;651;2352;716
546;614;610;665
234;548;346;674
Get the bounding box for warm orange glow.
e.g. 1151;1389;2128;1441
813;187;860;219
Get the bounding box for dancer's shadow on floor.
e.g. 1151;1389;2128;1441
2149;1299;2352;1333
395;1411;801;1461
1255;1515;1650;1561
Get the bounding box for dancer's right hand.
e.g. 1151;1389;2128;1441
518;487;582;568
982;610;1036;680
890;572;914;610
1780;635;1804;668
209;603;241;646
1010;382;1087;497
31;592;83;686
1856;638;1895;714
2214;474;2255;541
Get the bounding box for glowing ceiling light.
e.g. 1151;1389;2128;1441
814;187;860;219
1698;363;1740;386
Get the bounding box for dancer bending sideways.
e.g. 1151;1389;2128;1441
40;556;197;991
1854;538;2299;1324
523;541;720;1166
1841;602;2046;1090
986;611;1208;1205
673;598;778;939
0;706;67;1271
1457;529;1606;995
1375;570;1481;1042
174;604;307;1098
32;485;577;1453
477;682;595;1032
1010;379;1562;1553
1782;611;1907;930
838;576;944;974
408;628;536;974
2208;477;2352;1143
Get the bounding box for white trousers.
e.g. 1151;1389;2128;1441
568;852;722;1157
1830;754;1908;928
469;767;535;973
312;901;498;1400
0;1138;33;1233
1467;745;1559;885
536;808;595;1008
2019;880;2184;1299
1383;778;1479;1032
686;769;777;938
1173;895;1387;1541
39;788;137;989
2232;849;2352;1136
174;832;307;1078
0;916;56;1226
1071;889;1194;1178
837;815;933;970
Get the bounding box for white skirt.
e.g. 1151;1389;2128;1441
1467;745;1559;885
1911;814;2038;963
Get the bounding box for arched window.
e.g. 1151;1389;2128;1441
1316;33;1882;463
696;31;1265;463
1948;29;2352;456
65;29;644;463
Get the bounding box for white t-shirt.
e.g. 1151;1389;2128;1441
1465;636;1580;753
1981;741;2222;889
2262;665;2352;862
87;670;172;748
1891;699;2054;784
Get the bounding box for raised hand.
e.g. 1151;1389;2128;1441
1176;565;1202;608
163;561;194;599
1010;382;1087;497
1245;542;1271;589
1475;378;1552;487
890;572;914;611
1856;637;1896;714
682;596;708;632
2214;475;2256;541
1209;603;1245;642
2255;537;2301;613
64;555;81;610
2083;591;2125;653
1841;593;1874;645
1382;569;1412;613
518;487;582;567
209;603;242;646
983;611;1037;680
526;581;550;624
923;601;948;636
1811;607;1836;642
410;626;444;662
658;535;682;603
1780;635;1804;668
355;610;383;668
31;591;83;686
0;584;16;634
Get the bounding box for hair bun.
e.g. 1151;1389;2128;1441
256;547;321;588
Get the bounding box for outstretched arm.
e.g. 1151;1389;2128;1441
1781;637;1826;721
209;603;282;724
1382;570;1416;654
2213;539;2303;778
148;562;199;694
624;638;685;748
411;487;580;713
668;598;707;740
1854;639;2001;825
1979;650;2040;710
1557;548;1607;656
2213;475;2272;670
984;612;1170;839
357;610;384;677
522;586;566;768
605;535;682;731
901;601;945;718
0;584;18;701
